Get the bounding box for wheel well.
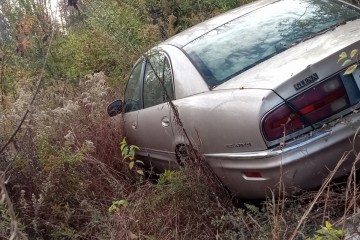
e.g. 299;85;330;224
175;144;189;165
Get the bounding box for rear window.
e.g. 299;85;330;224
183;0;360;87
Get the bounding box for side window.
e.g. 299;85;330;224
163;58;174;101
143;53;174;109
124;61;143;113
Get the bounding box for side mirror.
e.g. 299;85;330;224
107;100;123;117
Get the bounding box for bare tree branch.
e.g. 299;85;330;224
0;27;55;155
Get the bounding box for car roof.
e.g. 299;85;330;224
162;0;279;48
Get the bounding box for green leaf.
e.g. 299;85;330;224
129;161;134;169
108;205;120;213
117;199;128;207
336;230;345;236
120;138;127;150
136;160;144;165
351;49;358;58
130;145;140;150
122;147;129;157
136;169;144;175
325;221;332;229
344;64;358;75
338;51;347;62
316;229;326;235
109;199;128;213
342;59;352;66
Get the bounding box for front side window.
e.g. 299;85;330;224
143;53;174;108
183;0;360;87
124;61;143;113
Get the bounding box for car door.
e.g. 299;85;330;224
136;52;178;170
123;59;144;146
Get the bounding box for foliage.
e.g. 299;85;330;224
120;137;144;175
108;199;129;213
307;221;345;240
338;49;359;74
0;0;54;97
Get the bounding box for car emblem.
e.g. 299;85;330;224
294;73;319;91
225;142;252;148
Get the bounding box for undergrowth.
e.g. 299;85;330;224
1;0;360;239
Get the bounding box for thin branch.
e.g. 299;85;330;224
0;27;55;155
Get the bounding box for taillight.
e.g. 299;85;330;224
263;75;350;141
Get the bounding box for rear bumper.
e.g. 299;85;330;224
204;112;360;199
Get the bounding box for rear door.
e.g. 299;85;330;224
136;52;178;170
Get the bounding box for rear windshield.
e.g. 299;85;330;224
183;0;360;87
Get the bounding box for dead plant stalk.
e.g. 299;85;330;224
0;171;28;240
289;151;351;240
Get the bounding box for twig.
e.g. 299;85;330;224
0;47;7;103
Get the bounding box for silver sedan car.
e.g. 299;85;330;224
108;0;360;199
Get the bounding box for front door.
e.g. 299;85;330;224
123;60;144;146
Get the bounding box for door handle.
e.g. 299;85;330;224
161;116;170;127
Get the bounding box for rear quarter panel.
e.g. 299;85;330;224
173;88;278;154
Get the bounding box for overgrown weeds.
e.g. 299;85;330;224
1;0;360;239
109;169;228;239
1;72;128;239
